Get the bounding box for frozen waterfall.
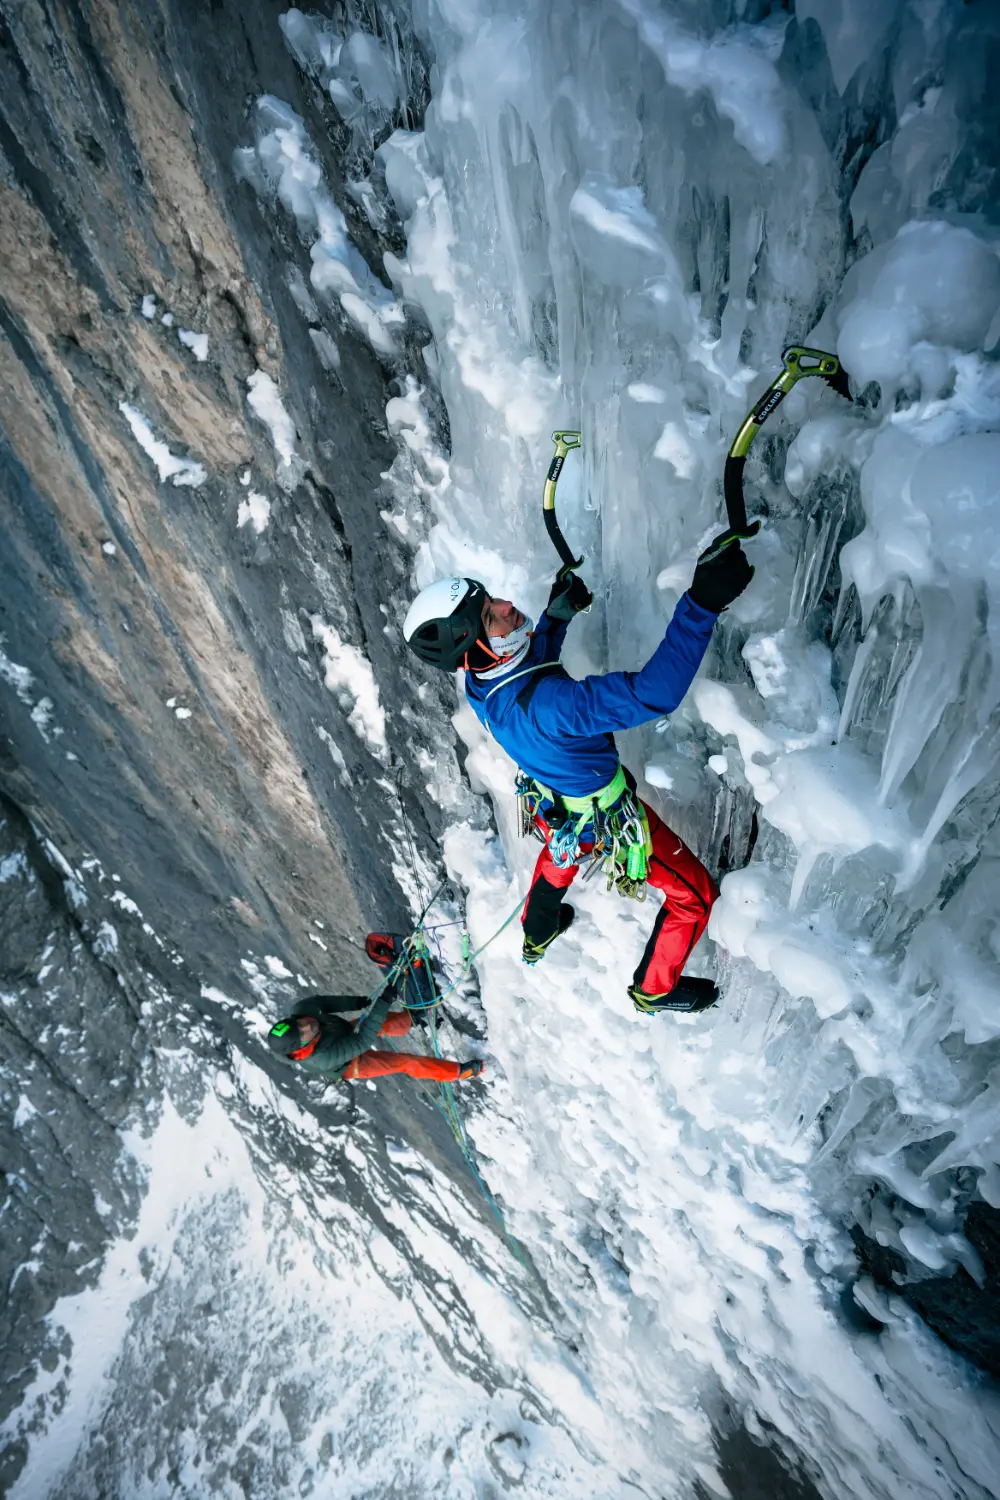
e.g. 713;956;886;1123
368;0;1000;1494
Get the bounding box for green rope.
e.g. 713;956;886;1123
413;893;525;1009
364;888;545;1295
355;889;525;1024
422;942;548;1296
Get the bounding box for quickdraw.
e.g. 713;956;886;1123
516;772;546;841
582;788;651;901
704;344;851;565
517;765;652;901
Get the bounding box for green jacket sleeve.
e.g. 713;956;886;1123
350;986;395;1054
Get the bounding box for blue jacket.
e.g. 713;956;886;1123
464;592;717;797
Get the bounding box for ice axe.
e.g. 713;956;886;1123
703;345;852;564
542;429;583;580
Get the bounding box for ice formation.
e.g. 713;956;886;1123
370;0;1000;1493
234;94;405;357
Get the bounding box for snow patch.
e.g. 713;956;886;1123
235;96;403;357
316;724;353;786
311;618;388;761
13;1095;38;1128
246;371;298;469
109;890;142;918
0;642;35;702
0;852;28;884
29;698;57;741
177;328;209;362
309;326;341;373
237;492;271;534
118;403;207;488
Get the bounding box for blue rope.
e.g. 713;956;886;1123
348;889;544;1293
402;895;525;1009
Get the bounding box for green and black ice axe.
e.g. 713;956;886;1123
703;344;852;563
543;346;851;571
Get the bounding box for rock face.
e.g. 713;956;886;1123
0;795;148;1490
0;1;490;1483
0;0;448;987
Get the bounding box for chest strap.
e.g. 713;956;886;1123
484;659;566;706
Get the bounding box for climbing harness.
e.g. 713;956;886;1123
542;429;584;580
518;763;652;900
706;344;851;564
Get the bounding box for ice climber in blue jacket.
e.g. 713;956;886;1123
402;539;752;1013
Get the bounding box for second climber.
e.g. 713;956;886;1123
266;944;485;1084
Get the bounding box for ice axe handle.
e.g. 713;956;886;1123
722;344;850;539
700;521;760;566
543;506;583;576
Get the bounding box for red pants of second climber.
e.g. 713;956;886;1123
522;801;718;997
341;1011;465;1082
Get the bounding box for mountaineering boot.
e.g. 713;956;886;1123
522;903;575;965
457;1058;487;1081
629;976;719;1014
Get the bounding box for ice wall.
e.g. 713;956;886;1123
365;0;1000;1494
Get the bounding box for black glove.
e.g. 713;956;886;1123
546;570;593;622
689;535;754;614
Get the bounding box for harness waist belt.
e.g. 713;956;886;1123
533;762;627;817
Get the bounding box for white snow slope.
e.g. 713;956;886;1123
5;1046;628;1500
12;3;1000;1498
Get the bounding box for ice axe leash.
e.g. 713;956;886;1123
542;430;583;580
704;345;851;564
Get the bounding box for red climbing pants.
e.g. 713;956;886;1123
341;1010;462;1082
523;799;718;996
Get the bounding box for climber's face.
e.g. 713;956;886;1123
481;595;524;639
297;1016;320;1045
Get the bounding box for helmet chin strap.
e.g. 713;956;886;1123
470;618;534;679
